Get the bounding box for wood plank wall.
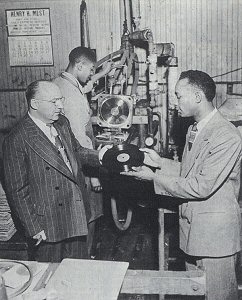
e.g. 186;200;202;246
0;0;82;130
0;0;241;130
138;0;242;107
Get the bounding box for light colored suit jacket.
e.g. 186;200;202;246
154;112;242;257
3;114;100;242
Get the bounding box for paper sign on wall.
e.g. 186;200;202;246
6;8;53;66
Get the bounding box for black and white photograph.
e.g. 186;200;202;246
0;0;241;299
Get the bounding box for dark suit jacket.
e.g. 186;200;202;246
154;112;242;257
3;114;100;242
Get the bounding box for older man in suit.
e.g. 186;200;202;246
123;70;242;300
3;80;104;262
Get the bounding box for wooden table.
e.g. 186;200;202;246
33;261;206;298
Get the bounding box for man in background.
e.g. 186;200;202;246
54;46;112;254
3;80;104;262
123;70;242;300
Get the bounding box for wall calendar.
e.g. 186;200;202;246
6;8;53;66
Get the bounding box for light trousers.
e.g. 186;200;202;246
185;253;238;300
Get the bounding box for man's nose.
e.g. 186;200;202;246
56;99;64;109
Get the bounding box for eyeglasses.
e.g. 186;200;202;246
34;97;65;105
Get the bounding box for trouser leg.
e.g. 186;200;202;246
63;236;88;259
33;236;88;262
34;240;63;262
87;221;96;257
185;254;238;300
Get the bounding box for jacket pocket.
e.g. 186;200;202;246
35;204;46;216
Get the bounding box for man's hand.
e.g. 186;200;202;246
121;166;155;181
91;61;115;84
33;230;46;246
101;60;114;76
140;148;162;168
90;177;102;192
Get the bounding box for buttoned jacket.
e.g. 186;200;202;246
3;114;100;242
154;112;242;256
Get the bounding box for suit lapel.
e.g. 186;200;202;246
23;116;76;181
182;112;221;178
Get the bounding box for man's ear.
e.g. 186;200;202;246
77;62;83;71
30;99;38;110
195;91;202;103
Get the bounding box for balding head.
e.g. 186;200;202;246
27;80;64;124
26;80;60;107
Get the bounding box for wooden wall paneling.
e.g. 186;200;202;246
0;0;242;130
0;91;26;130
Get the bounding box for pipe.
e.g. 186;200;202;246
96;49;124;68
131;0;141;30
120;0;133;34
167;66;178;109
130;53;139;95
161;91;168;155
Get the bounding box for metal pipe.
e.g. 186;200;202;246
121;0;132;33
131;0;141;30
167;66;178;109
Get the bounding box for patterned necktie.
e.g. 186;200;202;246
47;124;73;172
188;122;198;151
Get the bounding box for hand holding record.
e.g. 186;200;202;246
101;143;144;173
121;165;155;181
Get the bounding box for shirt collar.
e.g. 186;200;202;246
196;108;217;132
61;71;84;94
28;112;53;136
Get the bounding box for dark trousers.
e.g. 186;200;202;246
185;253;238;300
33;236;88;263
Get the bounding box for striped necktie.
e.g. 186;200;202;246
188;122;198;151
47;124;73;172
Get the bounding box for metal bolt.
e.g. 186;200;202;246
191;285;199;291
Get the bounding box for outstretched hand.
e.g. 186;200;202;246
121;165;155;181
101;60;115;75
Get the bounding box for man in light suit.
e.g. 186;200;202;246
123;70;242;299
3;80;104;262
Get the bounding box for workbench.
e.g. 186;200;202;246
1;259;206;299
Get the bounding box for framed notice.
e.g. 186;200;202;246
6;9;51;36
6;8;53;66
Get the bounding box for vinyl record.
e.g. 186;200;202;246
102;144;144;173
100;97;129;125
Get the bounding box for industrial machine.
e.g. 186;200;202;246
86;0;179;230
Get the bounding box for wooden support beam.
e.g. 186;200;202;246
121;269;206;296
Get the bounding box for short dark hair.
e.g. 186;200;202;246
68;46;96;66
179;70;216;102
25;80;51;107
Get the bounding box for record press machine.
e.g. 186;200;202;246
92;29;178;157
89;0;178;233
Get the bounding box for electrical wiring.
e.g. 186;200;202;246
212;67;242;78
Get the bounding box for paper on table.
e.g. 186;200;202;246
46;259;129;300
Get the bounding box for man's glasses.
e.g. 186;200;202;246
34;97;65;105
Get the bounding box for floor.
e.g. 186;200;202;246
91;196;242;300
